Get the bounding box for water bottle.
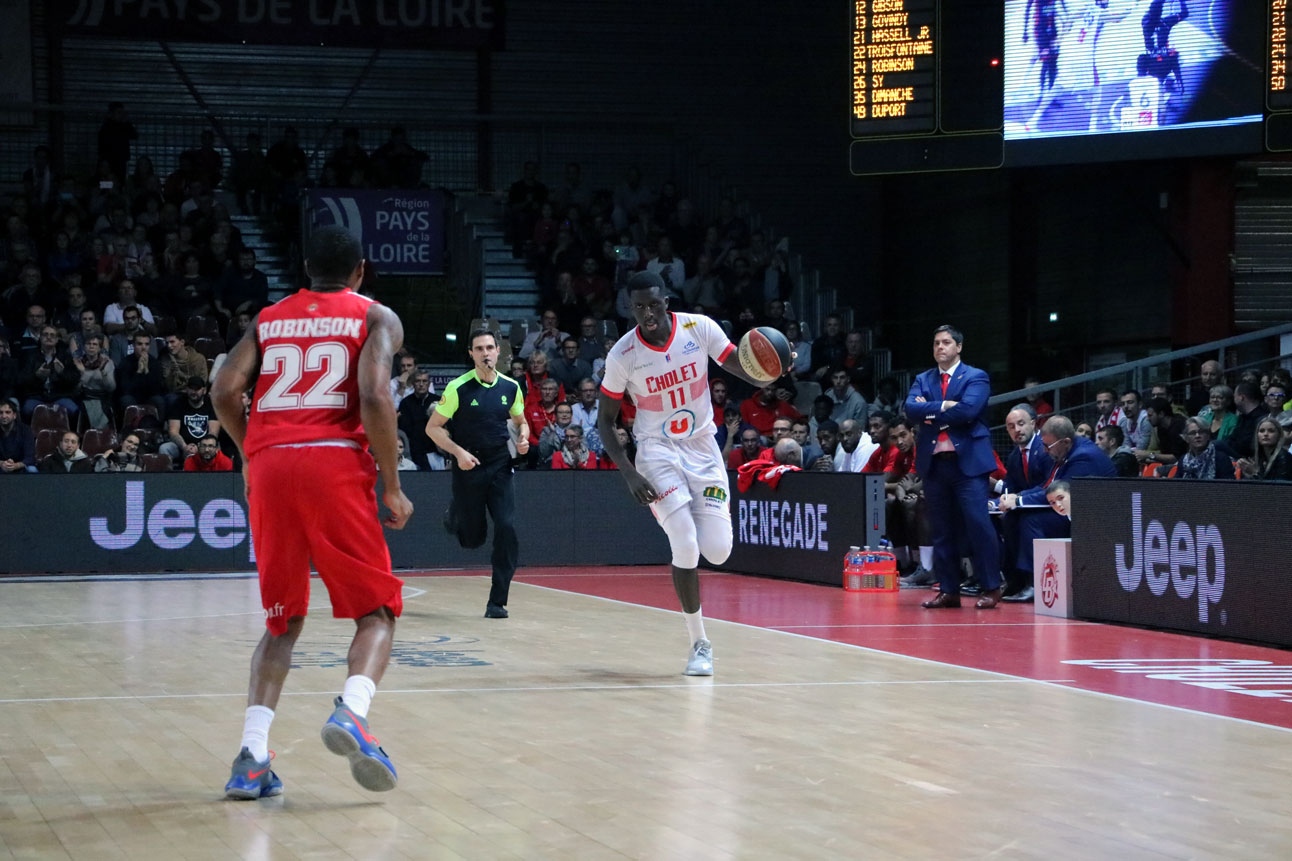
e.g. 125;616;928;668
843;546;865;591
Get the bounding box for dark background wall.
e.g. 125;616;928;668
37;0;1236;374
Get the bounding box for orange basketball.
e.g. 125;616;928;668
738;326;792;383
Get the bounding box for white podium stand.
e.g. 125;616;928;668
1033;538;1073;619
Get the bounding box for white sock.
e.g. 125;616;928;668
342;674;377;719
919;546;934;570
894;546;911;565
241;705;274;762
684;610;707;645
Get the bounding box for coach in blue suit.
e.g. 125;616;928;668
998;414;1117;597
905;325;1003;609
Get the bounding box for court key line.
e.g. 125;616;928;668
0;677;1063;706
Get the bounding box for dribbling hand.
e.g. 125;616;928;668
382;488;414;530
624;469;659;505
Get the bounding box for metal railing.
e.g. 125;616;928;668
986;323;1292;450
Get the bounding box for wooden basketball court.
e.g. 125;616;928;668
1;566;1290;859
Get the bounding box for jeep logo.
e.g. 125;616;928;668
1115;492;1224;623
89;481;253;558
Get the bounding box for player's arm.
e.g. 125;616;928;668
360;304;413;529
210;313;260;456
597;392;657;504
717;346;778;389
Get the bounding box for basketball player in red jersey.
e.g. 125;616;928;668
212;226;414;799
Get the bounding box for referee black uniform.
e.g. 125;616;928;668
435;368;525;613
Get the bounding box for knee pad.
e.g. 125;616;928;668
660;509;700;570
695;511;732;566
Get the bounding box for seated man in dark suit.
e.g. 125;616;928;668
995;404;1054;601
997;414;1117;598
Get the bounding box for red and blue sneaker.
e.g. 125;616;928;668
224;748;283;800
320;696;397;792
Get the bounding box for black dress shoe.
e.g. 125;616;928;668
1002;586;1035;603
484;603;509;619
922;592;962;609
975;588;1003;609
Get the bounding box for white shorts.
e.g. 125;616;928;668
636;434;731;523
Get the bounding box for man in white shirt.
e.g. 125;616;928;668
645;236;686;299
389;354;418;403
102;280;156;335
518;310;568;361
1118;389;1152;449
833;418;878;473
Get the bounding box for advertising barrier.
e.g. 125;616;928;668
722;472;885;586
1;471;881;583
0;473;667;575
1071;478;1292;648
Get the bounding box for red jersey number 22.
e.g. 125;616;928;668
258;342;350;410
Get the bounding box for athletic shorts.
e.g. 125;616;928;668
635;433;732;523
248;443;404;636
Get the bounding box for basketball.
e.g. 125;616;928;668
738;326;792;383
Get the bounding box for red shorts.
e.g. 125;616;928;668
248;444;404;635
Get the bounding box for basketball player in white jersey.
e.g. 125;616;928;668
598;271;773;675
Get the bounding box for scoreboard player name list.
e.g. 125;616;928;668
852;0;933;121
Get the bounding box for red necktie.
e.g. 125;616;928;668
935;373;951;447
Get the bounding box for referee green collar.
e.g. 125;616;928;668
471;368;503;386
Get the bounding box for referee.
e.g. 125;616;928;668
426;328;530;618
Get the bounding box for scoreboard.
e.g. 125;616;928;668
850;0;937;135
849;0;1004;175
1272;0;1291;110
851;2;1292;171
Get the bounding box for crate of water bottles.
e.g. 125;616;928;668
841;545;899;592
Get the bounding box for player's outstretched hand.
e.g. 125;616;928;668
624;469;659;505
382;488;414;530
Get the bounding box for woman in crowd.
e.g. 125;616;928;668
1236;416;1292;481
1198;384;1237;441
95;433;144;472
1175;416;1236;480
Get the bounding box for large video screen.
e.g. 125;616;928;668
1003;1;1265;163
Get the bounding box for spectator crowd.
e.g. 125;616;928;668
8;122;1290;609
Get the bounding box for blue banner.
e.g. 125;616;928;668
55;0;505;50
309;189;446;276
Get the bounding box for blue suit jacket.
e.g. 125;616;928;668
1020;436;1117;505
1004;433;1053;494
905;362;996;477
